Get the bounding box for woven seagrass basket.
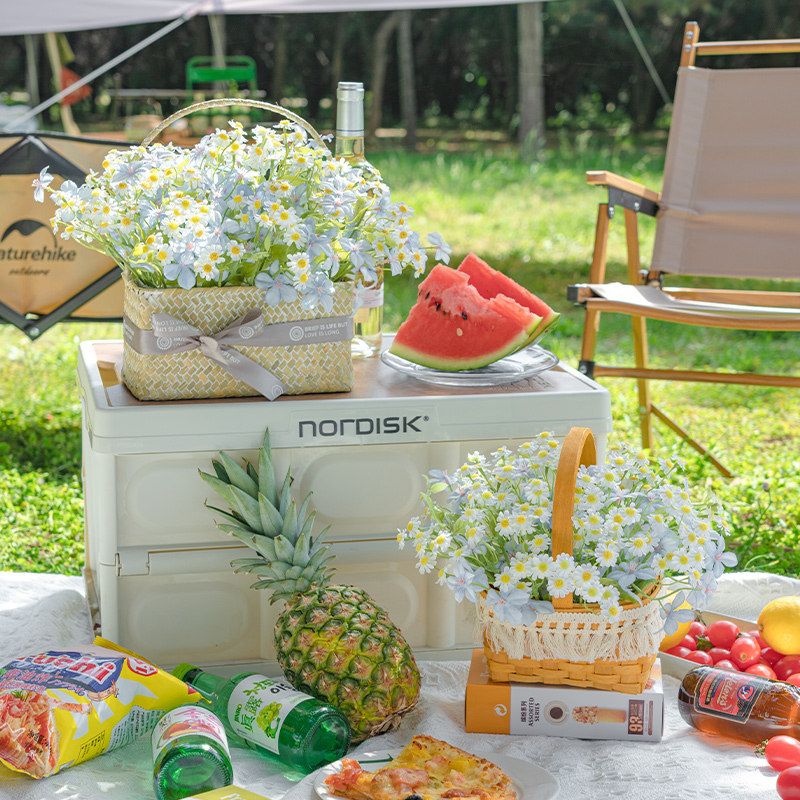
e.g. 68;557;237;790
120;99;354;402
122;276;354;401
478;427;663;694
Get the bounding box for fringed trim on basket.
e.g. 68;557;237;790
474;593;664;663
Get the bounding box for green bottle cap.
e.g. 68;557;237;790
172;663;200;682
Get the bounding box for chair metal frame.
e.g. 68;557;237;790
568;21;800;476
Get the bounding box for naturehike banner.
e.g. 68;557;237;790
0;133;131;338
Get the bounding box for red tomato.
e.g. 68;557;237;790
765;736;800;772
777;766;800;800
746;663;777;680
680;635;698;652
762;647;785;666
706;620;740;650
686;650;713;665
715;659;740;671
786;674;800;688
666;646;693;659
745;628;768;649
689;621;706;638
775;656;800;681
708;647;731;664
730;636;762;669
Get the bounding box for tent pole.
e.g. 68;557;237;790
44;32;80;135
3;5;205;132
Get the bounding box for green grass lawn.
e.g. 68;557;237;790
1;139;799;577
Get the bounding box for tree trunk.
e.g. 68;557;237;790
271;16;288;102
397;10;417;150
500;6;518;131
367;11;400;137
208;14;227;69
24;34;41;109
518;1;545;155
331;13;349;92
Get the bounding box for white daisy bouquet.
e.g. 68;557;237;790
34;119;449;313
398;431;737;632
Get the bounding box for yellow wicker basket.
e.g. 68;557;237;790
479;427;662;694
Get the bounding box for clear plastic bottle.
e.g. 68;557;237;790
678;664;800;743
152;705;233;800
335;80;383;359
172;665;351;774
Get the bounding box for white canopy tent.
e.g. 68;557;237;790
1;0;520;36
3;0;550;136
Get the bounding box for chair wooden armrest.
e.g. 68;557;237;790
586;170;661;204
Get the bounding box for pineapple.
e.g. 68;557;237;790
199;429;421;744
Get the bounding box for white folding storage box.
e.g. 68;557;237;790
78;338;612;674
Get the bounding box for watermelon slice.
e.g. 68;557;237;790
456;252;559;350
390;264;541;371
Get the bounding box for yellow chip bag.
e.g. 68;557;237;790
0;636;201;778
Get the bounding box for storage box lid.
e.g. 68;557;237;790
78;339;612;453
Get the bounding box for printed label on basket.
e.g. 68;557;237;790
226;675;308;754
694;670;765;723
152;705;229;762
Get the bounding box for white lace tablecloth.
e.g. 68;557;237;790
1;570;799;800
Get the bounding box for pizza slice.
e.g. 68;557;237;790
324;735;517;800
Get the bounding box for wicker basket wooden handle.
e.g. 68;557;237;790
141;97;328;149
551;427;597;610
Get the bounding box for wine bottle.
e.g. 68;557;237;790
152;705;233;800
172;665;351;774
335;81;383;358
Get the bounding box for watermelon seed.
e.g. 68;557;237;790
435;302;441;311
461;312;468;320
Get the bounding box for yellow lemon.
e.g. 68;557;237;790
659;600;693;652
758;596;800;655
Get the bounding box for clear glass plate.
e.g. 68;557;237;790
380;345;559;387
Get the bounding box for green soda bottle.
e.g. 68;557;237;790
173;665;351;774
152;705;233;800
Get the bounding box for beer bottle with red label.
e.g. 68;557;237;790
678;665;800;743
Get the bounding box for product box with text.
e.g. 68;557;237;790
465;650;664;741
186;787;272;800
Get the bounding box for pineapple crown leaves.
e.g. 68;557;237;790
199;429;336;598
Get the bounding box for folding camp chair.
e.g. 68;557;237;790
568;21;800;476
0;132;132;340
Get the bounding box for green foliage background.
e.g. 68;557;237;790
1;137;798;578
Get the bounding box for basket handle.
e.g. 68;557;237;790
551;427;597;610
141;97;329;149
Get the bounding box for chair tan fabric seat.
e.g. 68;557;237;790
583;283;800;326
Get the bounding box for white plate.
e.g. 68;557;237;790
314;748;559;800
380;345;559;387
